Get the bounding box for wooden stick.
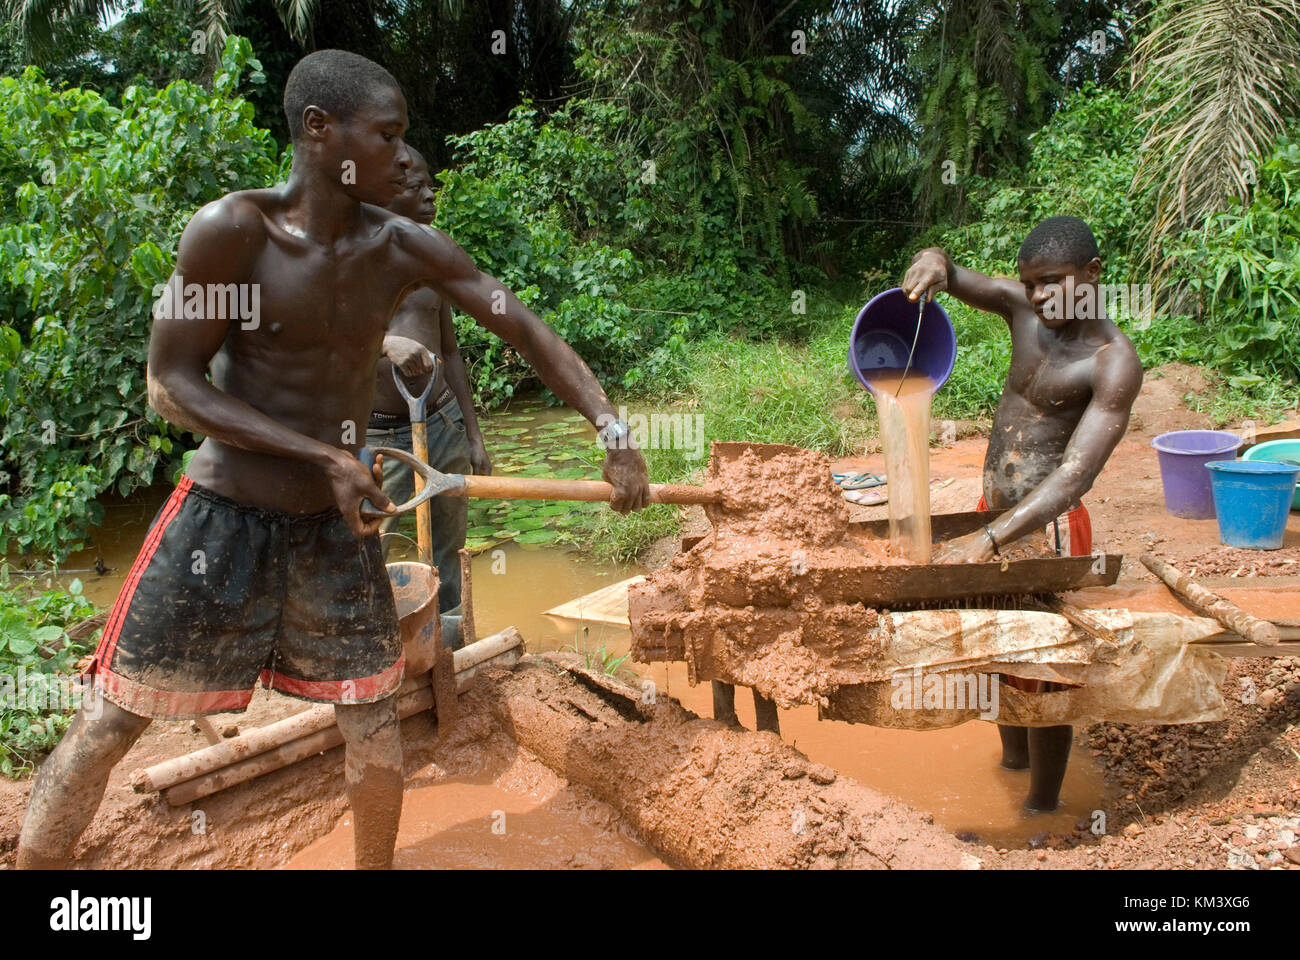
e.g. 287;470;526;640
1032;594;1122;645
1140;553;1280;646
460;474;719;505
458;547;477;649
753;691;780;734
159;639;524;807
192;718;224;746
133;628;524;794
712;681;737;726
162;687;433;807
412;418;433;565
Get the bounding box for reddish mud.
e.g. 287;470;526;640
484;654;977;869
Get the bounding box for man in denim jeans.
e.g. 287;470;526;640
367;149;492;614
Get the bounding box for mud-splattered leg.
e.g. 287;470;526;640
1024;725;1071;812
335;695;403;869
17;696;151;869
997;725;1030;770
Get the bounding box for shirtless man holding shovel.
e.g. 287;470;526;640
17;49;648;870
367;147;489;615
903;215;1143;812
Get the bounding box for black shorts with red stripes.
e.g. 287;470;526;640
89;477;403;719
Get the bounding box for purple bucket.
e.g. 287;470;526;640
1151;430;1242;519
848;288;956;395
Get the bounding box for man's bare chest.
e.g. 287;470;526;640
245;241;415;348
1007;345;1095;412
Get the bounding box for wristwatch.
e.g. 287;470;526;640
596;418;633;450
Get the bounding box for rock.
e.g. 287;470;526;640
1226;849;1259;870
807;763;837;785
782;761;807;780
221;724;239;738
1123;822;1143;838
1259;689;1278;709
956;831;980;844
1283;847;1300;865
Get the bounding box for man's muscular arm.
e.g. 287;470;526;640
400;223;649;512
146;197;392;536
902;246;1026;320
939;343;1143;562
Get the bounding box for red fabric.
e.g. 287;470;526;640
976;494;1092;556
978;493;1093;693
91;476;193;672
258;655;405;704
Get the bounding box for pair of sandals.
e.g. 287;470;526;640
832;471;954;505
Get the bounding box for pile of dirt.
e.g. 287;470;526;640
633;445;914;707
704;442;852;548
1177;546;1300;579
1126;363;1214;435
486;653;979;869
978;655;1300;869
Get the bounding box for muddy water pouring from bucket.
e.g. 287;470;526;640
849;289;956;563
869;371;935;562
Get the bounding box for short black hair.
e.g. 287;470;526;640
1017;216;1099;267
282;49;402;142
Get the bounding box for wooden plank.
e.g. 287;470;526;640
851;509;1002;543
698;553;1124;608
685;510;1034;553
1142;553;1280;645
1240;419;1300;452
543;574;646;627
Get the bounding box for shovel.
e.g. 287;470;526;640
362;358;461;728
359;438;722;515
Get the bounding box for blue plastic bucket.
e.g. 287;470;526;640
848;288;955;395
1151;430;1242;519
1205;460;1300;549
1241;439;1300;510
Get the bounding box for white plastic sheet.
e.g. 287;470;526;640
821;609;1229;728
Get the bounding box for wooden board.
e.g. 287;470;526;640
684;510;1012;552
544;575;645;627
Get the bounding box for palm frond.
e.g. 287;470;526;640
1131;0;1300;287
5;0;126;55
274;0;318;45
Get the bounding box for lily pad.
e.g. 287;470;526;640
515;529;559;544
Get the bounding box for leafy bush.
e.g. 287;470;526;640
0;573;97;776
1173;131;1300;382
434;98;809;407
0;37;280;561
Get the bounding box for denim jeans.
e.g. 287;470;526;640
366;396;471;614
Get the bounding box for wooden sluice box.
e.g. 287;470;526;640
630;510;1245;728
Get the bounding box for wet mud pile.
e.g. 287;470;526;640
631;443;905;708
487;654;976;869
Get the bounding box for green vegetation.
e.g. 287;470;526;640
0;571;97;776
0;37;278;561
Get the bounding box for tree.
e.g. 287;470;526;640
1130;0;1300;290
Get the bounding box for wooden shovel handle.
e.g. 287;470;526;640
461;475;719;505
1140;552;1280;645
